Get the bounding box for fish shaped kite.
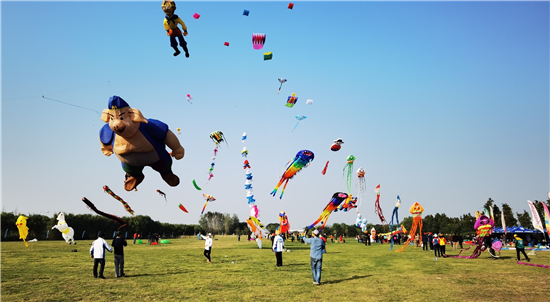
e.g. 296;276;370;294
278;78;287;94
103;185;135;216
16;215;29;247
201;194;216;214
270;150;314;199
82;197;126;229
252;33;266;50
307;192;356;230
285;93;298;107
292;115;307;132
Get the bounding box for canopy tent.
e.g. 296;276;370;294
492;226;543;234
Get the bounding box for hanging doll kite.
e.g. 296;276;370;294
278;211;290;237
15;215;29;247
270;150;314;199
388;195;401;251
103;185;135;216
331;138;344;151
447;213;494;259
343;155;355;194
82;197;126;229
241;147;248;157
99;96;185;191
242;132;247;142
356;167;366;207
285;93;298;107
396;202;423;252
162;0;190;57
252;33;266;50
307;192;357;230
243;160;251;169
374;184;388;227
277;78;287;94
201;194;216;214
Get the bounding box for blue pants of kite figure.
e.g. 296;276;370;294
169;30;189;57
310;258;322;284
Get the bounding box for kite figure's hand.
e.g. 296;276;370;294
183;31;188;36
51;226;56;230
101;144;114;156
171;147;184;160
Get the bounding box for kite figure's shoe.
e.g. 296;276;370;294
124;174;145;191
185;52;189;58
173;50;181;56
162;173;180;187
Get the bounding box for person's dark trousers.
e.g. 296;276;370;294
440;245;446;256
114;254;124;277
93;258;105;278
204;249;211;261
275;252;283;266
516;248;530;261
459;242;463;249
429;242;433;250
434;246;440;257
423;242;429;251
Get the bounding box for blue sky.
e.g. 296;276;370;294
2;1;548;229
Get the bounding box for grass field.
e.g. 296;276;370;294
1;237;549;302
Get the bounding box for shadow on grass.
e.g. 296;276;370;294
322;274;372;285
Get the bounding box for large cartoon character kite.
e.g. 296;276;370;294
396;202;423;253
99;96;185;191
51;212;76;244
16;215;29;247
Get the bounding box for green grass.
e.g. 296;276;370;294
2;237;549;301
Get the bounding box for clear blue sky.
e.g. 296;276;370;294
2;1;548;229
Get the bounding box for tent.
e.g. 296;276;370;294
492;226;543;234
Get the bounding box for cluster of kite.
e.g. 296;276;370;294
208;131;227;181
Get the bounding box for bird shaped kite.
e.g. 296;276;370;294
270;150;314;199
292;115;307;132
201;194;216;214
278;78;287;94
307;192;356;230
16;215;29;247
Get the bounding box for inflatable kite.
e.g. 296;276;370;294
279;211;290;236
242;147;248;157
447;213;494;259
192;179;202;190
247;216;268;238
99;96;185;191
242;132;247;142
162;0;190;57
246;170;255;204
321;161;329;175
201;194;216;214
343;155;355;194
243;160;251;169
51;212;76;244
388;196;401;250
252;33;266;50
82;197;126;229
374;184;388;227
103;185;134;216
176;127;182;134
264;52;272;60
306;99;313;105
307;192;357;230
356;167;366;207
292;115;307;132
285;93;298;107
278;78;287;94
178;203;188;213
331;138;344;151
356;214;368;233
396;202;424;253
270;150;314;199
16;215;29;247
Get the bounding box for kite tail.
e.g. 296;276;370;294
517;261;550;269
270;178;286;197
279;179;290;199
396;217;420;253
291;121;300;132
389;207;397;251
201;201;208;214
104;185;135;216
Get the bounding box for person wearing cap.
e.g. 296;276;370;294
90;232;113;279
111;231;127;278
200;233;213;263
272;230;284;267
432;234;440;258
303;229;326;285
513;234;530;262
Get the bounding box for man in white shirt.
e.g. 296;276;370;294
201;233;213;263
90;232;113;279
272;230;284;267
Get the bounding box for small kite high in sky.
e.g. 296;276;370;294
252;33;266;50
201;194;216;214
331;138;344;151
178;203;188;213
288;3;294;9
243;10;249;16
306;99;313;105
193;13;200;19
292;115;307;132
270;150;314;199
286;93;298;107
157;190;167;204
264;52;272;60
186;94;192;104
321;161;329;175
278;78;287;94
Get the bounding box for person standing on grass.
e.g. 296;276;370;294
303;230;325;285
438;234;447;257
514;234;530;262
272;230;284;267
201;233;213;263
133;232;137;244
90;232;112;279
112;231;127;278
432;234;440;258
422;233;429;251
428;232;434;251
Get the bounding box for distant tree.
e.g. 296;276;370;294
265;223;278;233
401;216;413;233
516;210;534;229
459;213;476;235
502;203;518;227
483;198;495;212
491;204;502;226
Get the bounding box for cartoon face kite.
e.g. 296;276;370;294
252;33;266;50
286;93;298;107
396;202;424;253
16;215;29;247
331;138;344;151
270;150;314;199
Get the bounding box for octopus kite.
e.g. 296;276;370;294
343;155;355;194
396;202;423;253
447;213;494;259
307;192;357;230
356;167;366;208
278;211;290;237
270;150;314;199
374;184;388;227
103;185;135;216
16;215;29;247
82;197;126;229
388;195;401;251
201;194;216;214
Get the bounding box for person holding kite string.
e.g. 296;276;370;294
90;232;113;279
201;233;213;263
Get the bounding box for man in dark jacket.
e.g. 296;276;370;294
112;231;127;277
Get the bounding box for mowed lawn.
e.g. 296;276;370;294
1;237;549;302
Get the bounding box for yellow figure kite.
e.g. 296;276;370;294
16;215;29;247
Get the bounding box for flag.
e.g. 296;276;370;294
542;202;550;236
527;200;544;232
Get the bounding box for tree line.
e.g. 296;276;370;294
2;198;548;241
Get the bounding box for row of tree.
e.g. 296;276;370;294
2;198;548;241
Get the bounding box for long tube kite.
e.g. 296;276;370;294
388;195;401;251
374;184;388;227
307;192;357;231
103;185;135;216
321;161;329;175
270;150;314;199
542;201;550;236
396;202;423;253
82;197;126;229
